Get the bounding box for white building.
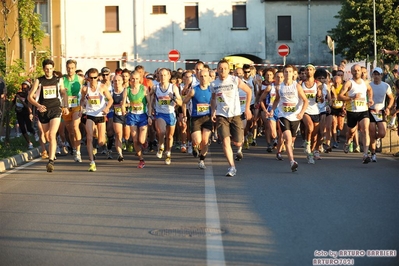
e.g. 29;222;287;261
60;0;341;73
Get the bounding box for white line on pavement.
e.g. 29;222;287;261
204;153;226;266
0;158;42;179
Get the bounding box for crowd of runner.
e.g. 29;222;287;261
11;58;397;176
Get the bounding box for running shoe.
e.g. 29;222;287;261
325;146;332;153
187;142;193;154
138;160;145;168
225;166;237;177
101;148;107;155
290;161;298;172
247;134;253;145
28;143;33;149
56;146;61;154
107;151;113;159
251;139;257;146
343;142;350;154
235;151;243;161
181;144;187;153
165;154;171;165
74;153;82;163
354;146;361;153
332;142;339;149
267;145;273;153
117;154;124;162
122;141;127;151
156;147;164;158
276;153;283;161
307;154;315;164
198;160;206;169
314;150;321;160
371;153;377;162
348;142;354;153
46;161;54;172
273;139;278;147
363;154;371;164
88;163;97;172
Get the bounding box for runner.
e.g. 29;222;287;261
28;59;69;172
126;70;152;168
80;68;114;171
151;68;182;165
210;59;252;177
62;59;84;162
111;74;127;162
182;69;212;169
368;67;394;162
270;65;309;172
338;64;374;164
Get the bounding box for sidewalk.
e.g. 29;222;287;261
0;147;41;173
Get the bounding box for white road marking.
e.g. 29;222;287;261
0;158;42;179
204;154;226;266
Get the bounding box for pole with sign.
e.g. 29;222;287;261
278;44;290;66
168;49;180;70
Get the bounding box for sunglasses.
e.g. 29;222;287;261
244;71;251;73
102;73;110;76
88;76;98;80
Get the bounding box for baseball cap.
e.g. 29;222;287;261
101;67;111;74
22;81;31;88
146;74;154;80
373;67;383;74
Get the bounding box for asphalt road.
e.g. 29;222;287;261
0;137;398;266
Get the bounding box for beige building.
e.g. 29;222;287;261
0;0;62;72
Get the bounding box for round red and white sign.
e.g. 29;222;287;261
168;50;180;62
278;44;290;57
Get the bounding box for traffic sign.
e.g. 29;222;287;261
168;50;180;62
278;44;290;57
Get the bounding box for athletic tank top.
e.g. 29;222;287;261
85;83;106;117
302;81;320;115
331;83;344;109
154;83;175;114
345;79;368;112
127;85;147;115
38;75;61;109
191;84;212;117
277;81;303;121
112;88;125;116
64;74;81;108
210;75;241;117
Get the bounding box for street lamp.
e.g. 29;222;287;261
326;35;335;68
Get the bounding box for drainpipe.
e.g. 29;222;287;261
307;0;311;63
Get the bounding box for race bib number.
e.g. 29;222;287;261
196;103;210;116
239;96;246;107
354;99;366;107
43;85;57;99
305;93;315;99
370;109;383;122
332;100;343;108
87;95;100;107
114;104;123;115
282;103;296;113
158;96;170;105
130;102;144;114
68;96;78;108
216;93;224;103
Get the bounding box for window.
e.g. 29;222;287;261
185;4;199;29
278;16;291;41
185;59;199;71
106;61;119;72
232;3;246;28
34;0;49;33
105;6;119;32
152;5;166;14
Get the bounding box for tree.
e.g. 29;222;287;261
328;0;399;63
0;0;46;143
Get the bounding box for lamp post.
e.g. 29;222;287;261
373;0;377;68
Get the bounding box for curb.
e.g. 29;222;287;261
0;148;41;173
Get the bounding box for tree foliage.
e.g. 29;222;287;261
328;0;399;63
18;0;45;51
